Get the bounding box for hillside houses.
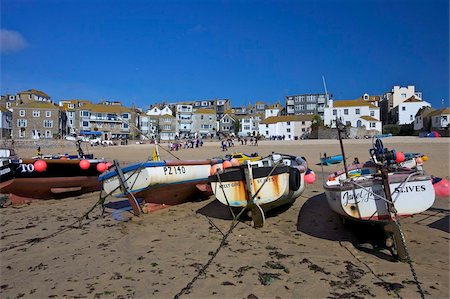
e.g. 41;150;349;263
0;84;447;141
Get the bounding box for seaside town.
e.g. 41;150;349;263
0;84;449;143
1;1;449;299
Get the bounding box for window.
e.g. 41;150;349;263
244;125;250;130
266;131;269;135
82;121;89;127
355;109;360;115
244;119;250;123
43;120;53;128
302;128;306;132
163;125;171;130
17;119;27;127
19;129;25;138
6;102;11;109
45;130;52;138
302;121;305;125
46;111;51;117
344;109;349;115
201;124;211;129
81;111;90;117
32;111;40;117
201;115;204;120
410;115;413;121
121;123;129;129
69;119;73;125
370;122;376;128
109;123;115;128
333;109;337;116
287;128;291;132
402;107;406;111
370;111;375;117
68;104;75;109
122;113;129;119
67;111;74;118
19;110;25;117
401;93;406;98
287;122;291;125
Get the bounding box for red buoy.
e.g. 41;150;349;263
34;160;47;172
304;171;316;184
79;159;91;170
395;152;405;163
96;162;108;173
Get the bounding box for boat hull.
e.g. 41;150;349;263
210;165;305;212
0;158;103;202
324;173;435;221
99;160;217;205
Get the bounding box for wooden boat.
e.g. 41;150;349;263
324;162;435;221
99;159;223;214
209;153;308;227
322;120;435;260
320;154;343;165
0;142;106;204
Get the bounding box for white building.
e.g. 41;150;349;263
239;114;262;137
324;98;382;133
0;106;12;139
414;107;435;131
391;96;431;125
259;115;314;140
380;85;423;124
176;104;193;136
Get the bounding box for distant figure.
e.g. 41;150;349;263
353;157;360;165
254;137;258;146
221;140;227;151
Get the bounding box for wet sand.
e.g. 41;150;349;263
1;137;449;298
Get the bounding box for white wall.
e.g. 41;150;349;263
324;104;380;128
397;101;430;125
392;85;422;108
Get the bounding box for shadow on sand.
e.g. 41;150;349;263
297;193;398;262
196;198;295;222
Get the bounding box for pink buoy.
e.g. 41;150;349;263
222;160;232;169
96;162;108;173
395;152;405;163
304;170;316;184
434;178;450;197
34;160;47;172
210;164;218;176
79;159;91;170
106;162;112;169
230;158;240;166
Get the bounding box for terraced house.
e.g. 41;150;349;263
77;101;138;140
12;101;66;139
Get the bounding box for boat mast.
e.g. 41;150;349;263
336;118;349;178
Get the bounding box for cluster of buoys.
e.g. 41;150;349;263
34;160;47;172
210;159;242;176
433;177;450;197
304;169;316;184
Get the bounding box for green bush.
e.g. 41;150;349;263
383;125;401;135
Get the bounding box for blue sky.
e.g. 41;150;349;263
1;0;448;109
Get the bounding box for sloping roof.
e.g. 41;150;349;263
260;115;314;124
415;106;435;117
333;99;378;108
160;113;175;118
81;103;132;113
18;89;50;98
194;108;215;114
16;101;60;109
359;115;380;122
428;108;450;117
0;106;11;113
404;96;422;103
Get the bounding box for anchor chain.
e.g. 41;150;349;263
392;218;425;299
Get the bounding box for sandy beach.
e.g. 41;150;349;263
1;137;449;298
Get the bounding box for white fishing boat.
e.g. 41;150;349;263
322;120;436;261
324;162;435;221
99;159;223;214
209;153;310;227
